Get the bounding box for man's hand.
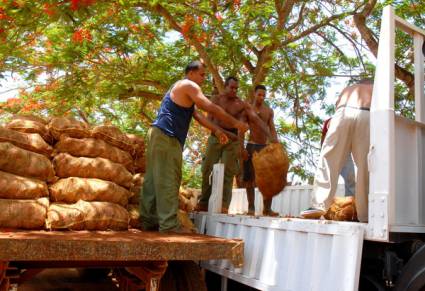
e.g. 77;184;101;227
236;121;249;134
214;129;229;144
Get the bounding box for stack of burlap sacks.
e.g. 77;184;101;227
49;119;137;230
0;115;55;229
126;134;146;229
0;115;147;230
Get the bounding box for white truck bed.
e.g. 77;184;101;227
194;212;365;291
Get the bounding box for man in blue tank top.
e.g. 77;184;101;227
141;61;248;232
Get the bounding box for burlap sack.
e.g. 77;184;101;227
55;135;134;172
126;133;145;158
324;196;358;221
6;116;52;144
0;197;49;229
133;173;144;187
10;114;48;125
177;210;197;233
0;142;56;182
48;117;90;140
252;143;289;199
134;155;146;173
178;187;197;212
129;174;144;204
0;127;53;157
128;204;141;229
46;200;129;230
49;177;131;206
53;153;133;188
91;125;134;154
129;193;140;205
0;170;48;199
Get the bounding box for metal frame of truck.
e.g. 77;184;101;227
193;5;425;291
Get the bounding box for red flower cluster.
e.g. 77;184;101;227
72;28;92;43
70;0;96;11
43;3;56;16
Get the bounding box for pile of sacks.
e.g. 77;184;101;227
0;115;54;229
48;119;133;230
128;173;144;229
0;114;147;231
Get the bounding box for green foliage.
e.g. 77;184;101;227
0;0;423;184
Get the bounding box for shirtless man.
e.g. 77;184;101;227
301;79;373;222
141;61;248;232
198;76;250;211
242;85;279;215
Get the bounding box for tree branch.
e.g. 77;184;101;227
119;89;162;101
353;0;414;95
141;3;225;93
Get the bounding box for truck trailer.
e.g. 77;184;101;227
193;6;425;291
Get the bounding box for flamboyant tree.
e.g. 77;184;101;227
0;0;423;184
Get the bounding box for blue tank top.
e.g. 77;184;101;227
152;91;194;147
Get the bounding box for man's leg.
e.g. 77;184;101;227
141;127;183;232
221;140;240;208
140;127;159;230
352;110;370;222
263;198;278;216
199;136;222;210
340;154;356;196
311;109;353;212
243;145;255;212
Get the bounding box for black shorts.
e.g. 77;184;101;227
243;143;266;182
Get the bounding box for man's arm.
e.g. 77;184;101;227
268;109;279;143
244;103;271;138
238;110;249;161
187;83;248;133
193;109;229;144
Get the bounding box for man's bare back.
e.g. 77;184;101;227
336;80;373;109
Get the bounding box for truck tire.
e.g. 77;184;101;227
395;244;425;291
159;261;207;291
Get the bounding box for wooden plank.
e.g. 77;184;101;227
0;230;243;267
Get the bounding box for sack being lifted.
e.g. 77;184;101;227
252;143;289;199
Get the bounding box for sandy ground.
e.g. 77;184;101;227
17;268;119;291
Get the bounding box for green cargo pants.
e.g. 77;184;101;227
140;126;182;232
199;135;240;209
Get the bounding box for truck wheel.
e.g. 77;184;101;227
395;244;425;291
159;261;206;291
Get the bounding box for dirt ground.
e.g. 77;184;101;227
17;268;119;291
